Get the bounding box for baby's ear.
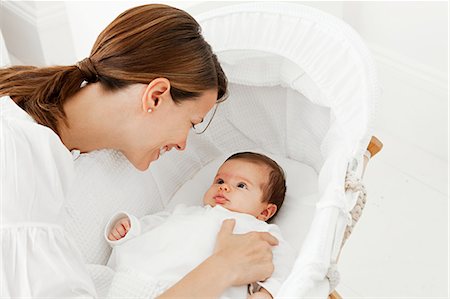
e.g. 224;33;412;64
257;203;278;221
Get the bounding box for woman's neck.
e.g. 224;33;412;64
57;83;130;153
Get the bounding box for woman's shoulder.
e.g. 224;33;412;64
1;96;68;153
1;96;74;182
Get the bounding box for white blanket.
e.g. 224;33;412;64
105;204;296;298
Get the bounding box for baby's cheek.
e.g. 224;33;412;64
202;191;212;204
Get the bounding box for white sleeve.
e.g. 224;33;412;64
104;210;171;247
257;225;297;297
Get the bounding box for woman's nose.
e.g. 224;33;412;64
175;141;186;151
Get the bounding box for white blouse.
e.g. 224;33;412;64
0;96;96;297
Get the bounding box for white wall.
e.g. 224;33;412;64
0;1;76;65
343;2;448;163
0;29;10;66
343;2;447;73
64;1;200;60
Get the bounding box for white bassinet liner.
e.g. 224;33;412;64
63;3;379;298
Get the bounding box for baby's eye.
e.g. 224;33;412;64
216;178;224;184
237;182;247;189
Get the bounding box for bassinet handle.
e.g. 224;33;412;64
328;136;383;299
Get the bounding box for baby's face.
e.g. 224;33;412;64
203;159;270;218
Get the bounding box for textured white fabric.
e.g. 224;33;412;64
63;149;164;265
105;204;296;298
0;96;97;298
85;264;114;298
196;2;379;158
106;268;168;299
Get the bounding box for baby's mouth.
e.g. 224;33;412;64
214;195;228;204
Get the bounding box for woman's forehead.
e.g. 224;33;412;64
181;89;217;116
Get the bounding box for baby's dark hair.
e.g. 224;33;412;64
225;152;286;221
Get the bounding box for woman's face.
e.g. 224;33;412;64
124;87;218;171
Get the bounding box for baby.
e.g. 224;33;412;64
105;152;295;299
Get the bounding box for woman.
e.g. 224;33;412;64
0;4;278;298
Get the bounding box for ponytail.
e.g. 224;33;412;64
0;65;87;134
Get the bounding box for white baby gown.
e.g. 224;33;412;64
105;204;296;298
0;96;97;297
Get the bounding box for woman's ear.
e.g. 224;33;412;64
257;203;278;221
141;78;171;112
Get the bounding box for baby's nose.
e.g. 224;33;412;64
219;184;229;192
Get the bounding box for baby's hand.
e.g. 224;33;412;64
108;217;131;241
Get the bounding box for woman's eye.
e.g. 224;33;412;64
237;183;247;189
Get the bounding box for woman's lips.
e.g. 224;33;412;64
214;195;228;204
152;146;168;162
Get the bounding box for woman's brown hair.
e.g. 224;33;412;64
0;4;227;134
225;152;287;222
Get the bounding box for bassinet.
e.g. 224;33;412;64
63;2;381;298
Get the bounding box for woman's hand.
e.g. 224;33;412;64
157;219;279;299
214;219;279;286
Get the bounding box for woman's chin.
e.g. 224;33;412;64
128;155;154;171
120;149;157;171
136;150;161;171
131;160;150;171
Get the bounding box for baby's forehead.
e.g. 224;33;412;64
216;160;271;181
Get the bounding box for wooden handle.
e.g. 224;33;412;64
367;136;383;158
329;290;343;299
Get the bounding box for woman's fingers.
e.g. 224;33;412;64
213;219;278;286
214;219;236;254
255;231;278;246
218;218;236;235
